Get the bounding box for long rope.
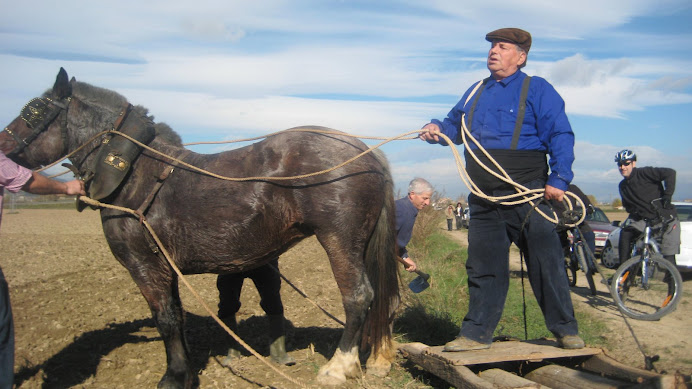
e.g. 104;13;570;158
269;265;345;327
43;127;585;227
40;123;588;382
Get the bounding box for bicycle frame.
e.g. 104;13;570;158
630;223;664;288
565;226;598;295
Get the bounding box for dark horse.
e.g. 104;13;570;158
1;68;399;388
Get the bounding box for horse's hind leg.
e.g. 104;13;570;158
316;249;373;386
128;265;193;389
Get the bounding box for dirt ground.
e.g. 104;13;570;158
1;209;691;388
2;209;414;389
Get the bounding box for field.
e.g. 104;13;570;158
2;209;414;388
1;208;690;388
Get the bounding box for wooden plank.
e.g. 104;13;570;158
525;365;625;389
581;353;663;383
423;339;601;366
479;368;549;388
399;342;496;389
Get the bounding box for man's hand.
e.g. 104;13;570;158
65;179;86;196
24;173;86;196
401;256;418;272
544;184;565;202
419;123;440;143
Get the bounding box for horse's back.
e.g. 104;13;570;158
109;126;393;273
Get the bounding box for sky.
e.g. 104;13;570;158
1;0;691;203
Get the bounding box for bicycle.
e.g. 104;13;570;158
610;199;684;321
561;210;598;295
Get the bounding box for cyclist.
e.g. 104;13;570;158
614;149;680;267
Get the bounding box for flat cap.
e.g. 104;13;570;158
485;28;532;53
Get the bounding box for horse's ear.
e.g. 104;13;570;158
53;67;72;99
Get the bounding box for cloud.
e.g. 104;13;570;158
1;0;691;202
180;20;246;42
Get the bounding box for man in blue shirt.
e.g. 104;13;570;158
395;178;434;272
419;28;583;351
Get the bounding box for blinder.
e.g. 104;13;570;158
4;96;70;158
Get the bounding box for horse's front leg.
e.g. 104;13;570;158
126;261;193;389
317;264;373;386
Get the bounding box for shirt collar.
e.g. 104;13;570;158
402;196;419;215
492;69;523;87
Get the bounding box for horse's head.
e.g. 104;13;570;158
1;68;74;169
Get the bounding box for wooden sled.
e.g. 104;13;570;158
399;339;690;388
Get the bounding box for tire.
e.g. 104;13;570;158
610;253;683;321
601;241;619;269
565;256;578;287
576;244;597;295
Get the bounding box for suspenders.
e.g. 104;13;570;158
462;75;532;150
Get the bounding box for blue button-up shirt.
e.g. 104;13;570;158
431;70;575;191
395;196;418;259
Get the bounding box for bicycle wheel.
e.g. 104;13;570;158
575;243;596;295
610;253;683;321
565;255;578;286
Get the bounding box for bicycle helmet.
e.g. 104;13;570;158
614;149;636;163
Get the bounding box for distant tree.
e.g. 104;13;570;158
587;195;597;206
612;198;622;208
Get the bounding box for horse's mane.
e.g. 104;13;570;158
48;80;183;147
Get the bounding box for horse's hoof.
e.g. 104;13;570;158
157;376;190;389
366;342;395;378
316;370;347;386
365;362;391;377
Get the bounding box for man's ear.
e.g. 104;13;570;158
517;52;527;67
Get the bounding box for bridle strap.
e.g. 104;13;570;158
111;103;133;133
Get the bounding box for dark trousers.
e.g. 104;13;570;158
0;267;14;389
216;258;284;319
618;227;639;265
460;181;579;343
447;219;453;231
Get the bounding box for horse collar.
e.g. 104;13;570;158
87;104;156;200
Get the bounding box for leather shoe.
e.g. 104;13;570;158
443;336;491;352
557;335;585;349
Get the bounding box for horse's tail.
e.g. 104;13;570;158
361;152;400;358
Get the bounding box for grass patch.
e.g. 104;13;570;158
394;227;609;349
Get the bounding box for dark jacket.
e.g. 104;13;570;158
619;166;676;221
